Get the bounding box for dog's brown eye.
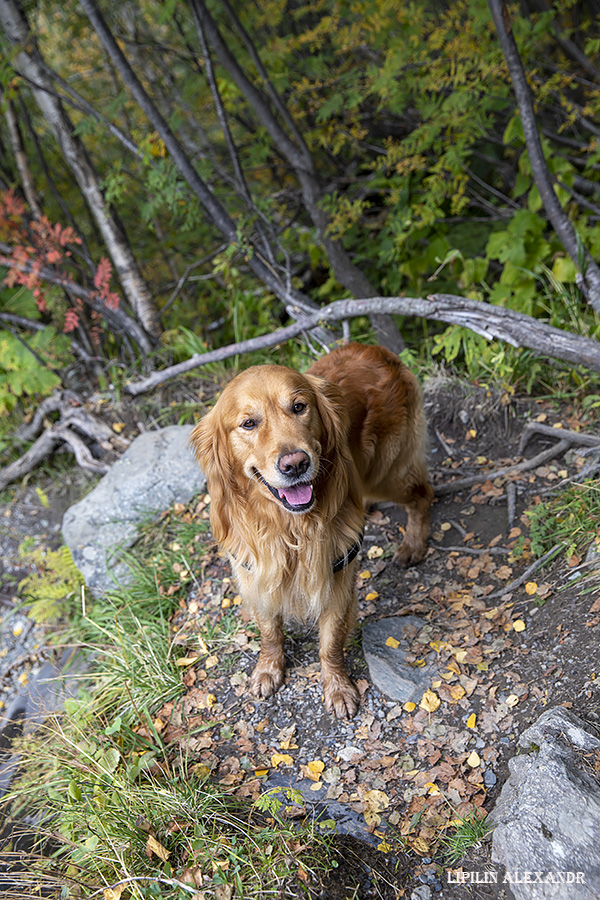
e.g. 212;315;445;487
241;418;257;430
293;402;306;414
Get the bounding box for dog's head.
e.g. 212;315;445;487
190;364;351;539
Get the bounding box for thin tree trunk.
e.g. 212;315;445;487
76;0;327;329
4;94;42;218
488;0;600;312
189;0;404;353
0;0;161;342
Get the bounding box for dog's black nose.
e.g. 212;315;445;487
277;450;310;479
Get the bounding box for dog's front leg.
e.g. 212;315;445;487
318;579;360;718
250;611;286;699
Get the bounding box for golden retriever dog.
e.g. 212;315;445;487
190;343;433;718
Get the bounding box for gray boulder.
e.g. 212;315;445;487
361;615;438;703
490;707;600;900
62;425;205;593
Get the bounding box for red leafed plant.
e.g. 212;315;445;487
0;189;120;333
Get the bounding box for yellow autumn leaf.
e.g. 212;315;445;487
440;522;452;531
205;654;219;668
306;760;325;780
377;838;393;852
367;545;384;559
466;713;477;729
513;620;526;632
310;781;323;791
466;750;481;768
175;655;199;667
359;570;372;580
112;422;126;433
364;789;390;811
525;582;538;595
146;834;170;861
271;753;293;768
449;684;466;701
454;650;467;664
221;596;231;609
419;689;440;713
365;590;379;601
254;768;269;777
385;636;400;649
104;887;124;900
403;701;416;712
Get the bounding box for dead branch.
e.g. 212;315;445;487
485;544;562;602
0;392;130;491
435;438;572;496
124;293;600;396
519;422;600;454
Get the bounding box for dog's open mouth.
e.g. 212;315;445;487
256;472;315;512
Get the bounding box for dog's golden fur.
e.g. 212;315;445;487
190;343;433;717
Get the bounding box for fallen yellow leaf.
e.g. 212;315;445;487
466;750;481;768
419;689;441;713
365;591;379;601
307;760;325;779
525;582;538;595
146;834;170;861
385;636;400;649
359;570;372;580
271;753;293;768
403;701;416;712
466;713;477;729
104;887;124;900
513;619;526;632
367;545;384;559
112;422;126;433
175;655;199;667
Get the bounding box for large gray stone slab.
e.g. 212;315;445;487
362;615;437;703
490;707;600;900
62;425;205;593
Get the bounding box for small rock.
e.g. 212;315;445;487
362;616;438;703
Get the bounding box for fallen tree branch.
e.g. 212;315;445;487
0;392;130;491
519;422;600;454
485;544;562;602
124;293;600;396
434;438;572;496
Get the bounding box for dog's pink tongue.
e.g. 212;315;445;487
280;483;313;506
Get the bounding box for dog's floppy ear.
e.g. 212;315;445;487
189;409;234;543
304;373;351;459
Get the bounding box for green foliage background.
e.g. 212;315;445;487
1;0;600;421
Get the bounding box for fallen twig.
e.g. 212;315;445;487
485;544;562;601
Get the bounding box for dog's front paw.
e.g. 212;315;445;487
322;674;360;719
250;659;285;699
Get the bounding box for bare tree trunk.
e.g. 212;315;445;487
0;0;161;342
4;94;42;218
77;0;328;331
488;0;600;313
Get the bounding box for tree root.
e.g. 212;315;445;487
0;390;130;492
